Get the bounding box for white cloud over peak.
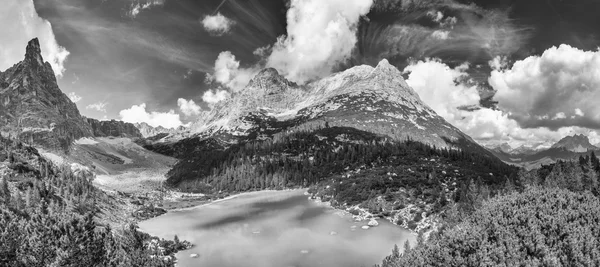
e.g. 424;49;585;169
0;0;70;77
404;59;480;127
490;44;600;130
202;89;230;104
86;102;107;113
210;51;259;93
204;0;374;100
403;58;569;146
202;13;235;35
266;0;374;84
177;98;202;116
119;103;182;129
404;54;600;148
68;92;82;103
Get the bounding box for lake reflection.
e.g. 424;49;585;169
139;190;414;267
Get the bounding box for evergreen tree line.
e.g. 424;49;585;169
169;126;516;196
0;137;185;267
376;152;600;267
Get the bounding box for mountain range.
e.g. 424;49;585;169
0;39;518;230
486;134;600;169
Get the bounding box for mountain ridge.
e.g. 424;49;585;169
179;59;478;151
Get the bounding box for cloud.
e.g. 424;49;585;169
119;103;182;128
201;12;235;35
360;3;530;68
202;89;230;104
86;102;107;112
86;102;107;113
0;0;70;77
403;58;548;145
404;59;480;127
488;55;509;70
404;57;600;148
68;92;82;103
177;98;202;116
127;0;165;18
204;0;374;94
490;44;600;130
265;0;374;83
427;10;444;23
209;51;259;92
431;30;450;40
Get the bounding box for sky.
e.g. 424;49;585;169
1;0;600;147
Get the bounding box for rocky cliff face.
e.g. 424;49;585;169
87;118;142;138
551;134;599;153
185;59;475;149
0;38;93;151
134;122;186;138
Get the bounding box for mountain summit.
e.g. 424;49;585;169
0;38;93;150
184;59;477;149
551;134;599;152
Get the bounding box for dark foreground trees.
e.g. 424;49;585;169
0;136;179;267
378;187;600;267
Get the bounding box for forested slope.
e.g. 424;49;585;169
377;153;600;267
0;136;188;266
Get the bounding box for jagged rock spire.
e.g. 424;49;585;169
25;38;44;66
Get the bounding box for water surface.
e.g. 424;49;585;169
139;190;414;267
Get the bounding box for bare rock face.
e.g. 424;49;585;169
551;134;599;153
86;118;142;138
0;38;93;151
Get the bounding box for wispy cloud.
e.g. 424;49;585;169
126;0;165;18
86;102;107;113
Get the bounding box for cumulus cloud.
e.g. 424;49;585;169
209;51;259;92
404;56;600;147
201;13;235;35
177;98;202;116
265;0;374;83
403;58;553;146
404;59;480;126
0;0;70;77
68;92;82;103
203;0;374;99
119;103;182;129
431;30;450;40
488;55;509;70
86;102;107;113
202;89;230;104
490;44;600;130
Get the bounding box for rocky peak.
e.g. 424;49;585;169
246;68;297;95
0;38;93;151
25;38;44;66
552;134;598;153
